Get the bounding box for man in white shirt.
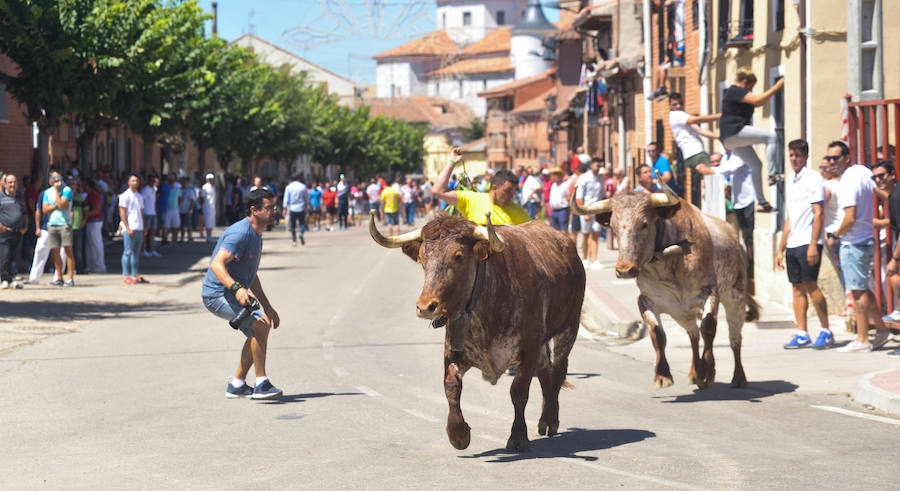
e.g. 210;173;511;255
547;168;569;232
178;177;196;243
201;173;217;242
700;150;755;273
140;176;158;257
829;140;892;352
366;180;382;221
282;173;308;247
774;140;830;349
520;167;543;219
669;93;720;175
118;174;145;284
575;158;605;269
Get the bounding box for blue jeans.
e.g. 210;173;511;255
122;229;143;276
526;201;541;220
839;239;875;292
405;202;416;224
550;208;569;231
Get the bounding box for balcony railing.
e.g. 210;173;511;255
719;19;754;49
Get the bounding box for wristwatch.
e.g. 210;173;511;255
229;281;244;294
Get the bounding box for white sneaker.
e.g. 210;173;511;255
590;261;605;270
837;340;873;353
0;280;8;289
582;259;590;269
10;281;23;289
141;251;151;257
882;310;900;323
151;251;162;257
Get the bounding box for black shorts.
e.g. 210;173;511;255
326;205;337;215
786;244;822;284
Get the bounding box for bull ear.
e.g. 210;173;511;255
655;201;681;220
472;240;490;262
401;240;422;262
595;211;612;226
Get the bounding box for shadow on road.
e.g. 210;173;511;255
463;427;655;463
0;300;186;322
256;391;363;405
658;380;798;404
567;372;603;380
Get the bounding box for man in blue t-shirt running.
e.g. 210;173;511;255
202;187;283;399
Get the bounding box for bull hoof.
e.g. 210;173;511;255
537;419;558;437
447;421;471;450
687;373;697;385
730;374;747;388
654;375;674;389
506;436;531;452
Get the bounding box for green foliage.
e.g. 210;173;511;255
0;0;427;178
460;117;485;143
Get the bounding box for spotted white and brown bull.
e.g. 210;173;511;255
370;210;585;451
571;186;759;390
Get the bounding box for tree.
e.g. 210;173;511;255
0;0;81;177
460;117;485;143
111;0;209;173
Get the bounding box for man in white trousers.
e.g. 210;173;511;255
24;178;64;284
85;178;106;273
201;173;217;241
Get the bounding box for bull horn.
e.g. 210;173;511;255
369;210;422;248
650;191;680;208
473;212;505;253
569;185;611;216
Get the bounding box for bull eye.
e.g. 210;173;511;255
454;251;464;263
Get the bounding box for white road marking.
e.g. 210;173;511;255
322;341;334;360
332;366;346;377
356;385;380;397
811;405;900;426
403;408;440;423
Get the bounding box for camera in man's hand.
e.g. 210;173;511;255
230;297;261;330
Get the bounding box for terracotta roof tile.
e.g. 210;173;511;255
428;56;513;77
461;27;512;55
363;96;476;131
460;137;486;152
373;30;458;59
477;68;556;98
512;88;555;114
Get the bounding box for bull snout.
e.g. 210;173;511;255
416;296;444;319
615;262;639;279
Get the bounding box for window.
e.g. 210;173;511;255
497;10;505;25
458;79;463;96
691;0;699;30
773;0;785;32
850;0;882;98
739;0;754;38
717;0;729;51
0;83;7;122
442;13;446;28
463;11;471;26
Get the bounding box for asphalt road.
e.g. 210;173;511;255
0;222;896;489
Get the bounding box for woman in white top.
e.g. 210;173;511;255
118;174;145;284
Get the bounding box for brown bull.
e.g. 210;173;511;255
370;211;585;451
571;187;759;390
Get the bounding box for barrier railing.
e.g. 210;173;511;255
845;97;900;313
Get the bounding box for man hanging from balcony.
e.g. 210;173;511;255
648;0;685;101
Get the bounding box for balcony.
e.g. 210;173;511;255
720;19;754;49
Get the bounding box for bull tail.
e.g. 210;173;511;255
745;293;761;322
562;380;576;391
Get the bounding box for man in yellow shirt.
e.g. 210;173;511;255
380;181;402;236
433;148;530;225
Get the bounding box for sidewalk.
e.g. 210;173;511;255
580;241;900;416
0;233;217;353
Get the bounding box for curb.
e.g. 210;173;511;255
580;286;645;341
853;369;900;416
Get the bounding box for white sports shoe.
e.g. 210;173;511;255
836;341;873;353
590;262;605;270
582;259;590;269
0;280;8;289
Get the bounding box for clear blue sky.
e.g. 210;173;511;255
197;1;558;85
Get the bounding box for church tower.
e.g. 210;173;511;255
509;0;555;79
436;0;528;45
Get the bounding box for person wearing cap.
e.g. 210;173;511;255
547;167;570;232
201;173;217;241
433;147;530;226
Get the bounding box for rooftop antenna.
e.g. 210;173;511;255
248;8;257;35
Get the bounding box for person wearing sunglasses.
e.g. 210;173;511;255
647;142;679;196
874;162;900;339
202;186;283;399
828;141;893;352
